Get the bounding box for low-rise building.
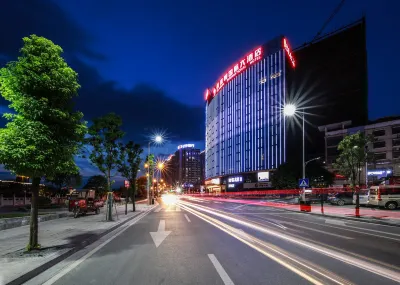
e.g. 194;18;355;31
319;117;400;185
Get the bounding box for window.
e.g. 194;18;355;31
392;126;400;135
373;141;386;149
327;147;339;156
393;139;400;147
373;129;385;137
374;152;386;160
326;136;343;147
393;150;400;159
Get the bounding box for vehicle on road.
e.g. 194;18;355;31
68;189;100;218
353;189;370;206
369;185;400;210
330;192;353;206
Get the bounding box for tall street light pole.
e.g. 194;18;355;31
146;135;163;205
284;104;306;180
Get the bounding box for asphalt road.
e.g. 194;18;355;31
29;196;400;285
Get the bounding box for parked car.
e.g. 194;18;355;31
352;189;370;206
369;185;400;210
330;192;353;206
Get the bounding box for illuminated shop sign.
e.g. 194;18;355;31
270;71;281;79
228;176;243;183
367;169;392;176
228;184;235;188
178;144;194;150
283;38;295;68
206;46;263;100
211;178;220;185
258;171;270;182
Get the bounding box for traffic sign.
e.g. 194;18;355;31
299;178;309;188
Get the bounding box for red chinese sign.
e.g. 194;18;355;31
283;38;295;68
206;46;263;100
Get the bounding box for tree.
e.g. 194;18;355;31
145;154;155;203
83;175;108;197
271;162;300;189
118;141;143;213
333;132;372;209
136;176;148;198
306;161;334;187
86;113;124;220
0;35;86;250
46;172;82;194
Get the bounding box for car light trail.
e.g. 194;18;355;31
178;200;400;283
179;203;350;285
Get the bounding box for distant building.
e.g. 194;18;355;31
319;117;400;185
164;144;202;190
204;18;368;191
200;150;205;186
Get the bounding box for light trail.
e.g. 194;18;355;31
179;203;351;285
178;200;400;283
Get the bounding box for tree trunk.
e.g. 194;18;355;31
125;187;129;215
131;181;136;212
28;177;41;251
106;171;112;221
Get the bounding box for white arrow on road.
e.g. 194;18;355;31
150;220;171;248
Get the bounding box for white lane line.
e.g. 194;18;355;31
325;219;346;226
232;204;248;210
208;254;235;285
281;222;354;240
184;214;191;223
154;206;162;212
176;205;181;212
42;209;153;285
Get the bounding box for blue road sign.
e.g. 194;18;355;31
299;178;309;188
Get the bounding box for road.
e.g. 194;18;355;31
28;196;400;285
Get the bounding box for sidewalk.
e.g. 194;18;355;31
0;202;155;285
205;197;400;226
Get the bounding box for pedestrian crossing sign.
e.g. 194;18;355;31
299;178;309;188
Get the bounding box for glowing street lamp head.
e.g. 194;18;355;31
157;162;164;169
284;104;296;116
155;135;163;143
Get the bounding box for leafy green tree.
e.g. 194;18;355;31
0;35;86;250
145;154;155;202
83;175;108;197
118;141;143;213
271;162;300;189
86;113;124;220
333;132;372;209
46;172;82;193
306;161;334;187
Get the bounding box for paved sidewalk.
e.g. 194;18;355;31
203;197;400;226
0;202;155;285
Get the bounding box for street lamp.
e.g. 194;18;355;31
284;104;306;181
146;134;164;205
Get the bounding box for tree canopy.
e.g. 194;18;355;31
0;35;86;250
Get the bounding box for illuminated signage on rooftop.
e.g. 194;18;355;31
206;46;263;101
177;144;195;150
283;38;295;68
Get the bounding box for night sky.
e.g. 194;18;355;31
0;0;399;181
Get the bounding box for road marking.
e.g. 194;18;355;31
42;209;153;285
281;222;353;240
207;254;235;285
150;220;172;248
176;205;181;212
154;206;162;212
184;214;191;222
232;204;248;210
251;216;287;230
325;219;346;226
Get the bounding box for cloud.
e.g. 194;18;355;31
0;0;104;60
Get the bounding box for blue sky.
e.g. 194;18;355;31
0;0;399;182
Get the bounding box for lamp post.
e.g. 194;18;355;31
146;135;163;205
284;104;306;180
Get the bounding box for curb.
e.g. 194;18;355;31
6;204;157;285
282;207;400;227
0;212;73;231
223;198;400;227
